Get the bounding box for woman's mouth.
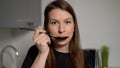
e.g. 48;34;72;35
53;36;68;40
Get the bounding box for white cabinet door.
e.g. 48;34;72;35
0;0;41;28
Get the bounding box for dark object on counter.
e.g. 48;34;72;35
84;49;96;68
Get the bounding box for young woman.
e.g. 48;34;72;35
22;0;94;68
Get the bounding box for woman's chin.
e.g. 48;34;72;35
54;41;69;46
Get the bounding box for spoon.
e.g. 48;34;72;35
19;28;55;38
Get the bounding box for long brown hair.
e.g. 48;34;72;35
44;0;84;68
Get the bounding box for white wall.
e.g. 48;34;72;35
73;0;120;67
0;0;120;68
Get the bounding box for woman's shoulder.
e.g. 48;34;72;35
21;45;38;68
29;45;38;50
28;45;39;56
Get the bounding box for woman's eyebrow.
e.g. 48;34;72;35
65;18;73;21
49;17;73;21
49;19;57;22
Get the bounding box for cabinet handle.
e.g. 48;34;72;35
26;22;34;27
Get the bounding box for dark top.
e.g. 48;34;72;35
21;45;95;68
54;49;71;68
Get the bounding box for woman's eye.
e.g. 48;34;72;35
65;21;71;24
50;21;57;25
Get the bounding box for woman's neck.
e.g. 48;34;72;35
54;44;69;53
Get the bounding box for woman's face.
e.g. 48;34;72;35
48;9;74;46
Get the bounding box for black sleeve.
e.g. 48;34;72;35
83;49;96;68
21;45;38;68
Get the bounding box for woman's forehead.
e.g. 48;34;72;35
48;9;73;20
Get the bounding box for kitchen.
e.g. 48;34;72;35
0;0;120;68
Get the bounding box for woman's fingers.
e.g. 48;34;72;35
33;26;51;53
33;26;46;40
34;33;50;45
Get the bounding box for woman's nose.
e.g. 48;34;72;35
58;24;65;33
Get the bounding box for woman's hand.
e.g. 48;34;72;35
33;26;51;55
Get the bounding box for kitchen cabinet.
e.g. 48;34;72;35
0;0;41;28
